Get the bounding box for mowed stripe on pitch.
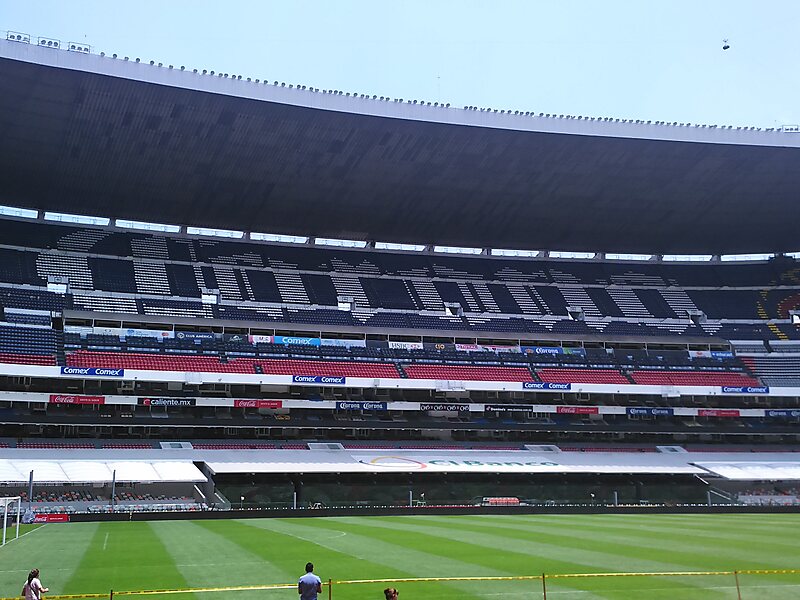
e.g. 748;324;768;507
241;517;529;600
0;523;98;594
319;516;726;599
447;514;797;570
151;520;294;585
490;515;800;570
62;522;190;594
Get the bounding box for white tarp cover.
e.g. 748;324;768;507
695;462;800;480
207;449;706;475
0;460;206;483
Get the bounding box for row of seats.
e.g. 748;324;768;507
403;364;534;382
2;243;800;320
63;334;752;374
741;355;800;387
630;370;761;387
4;293;799;343
66;351;403;378
63;350;760;386
1;217;797;287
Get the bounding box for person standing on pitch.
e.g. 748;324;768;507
23;569;48;600
298;562;322;600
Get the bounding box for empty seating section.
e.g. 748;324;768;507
537;369;629;384
403;364;533;382
0;326;57;363
260;359;400;378
67;351;401;378
0;352;55;365
630;370;761;387
18;441;94;449
0;219;799;341
192;443;277;449
68;351;259;373
741;356;800;387
101;442;154;449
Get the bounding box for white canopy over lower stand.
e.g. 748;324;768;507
1;496;22;546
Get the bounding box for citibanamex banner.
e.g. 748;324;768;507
49;394;105;405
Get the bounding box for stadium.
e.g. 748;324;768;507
1;26;800;599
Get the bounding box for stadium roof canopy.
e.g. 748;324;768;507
1;40;799;255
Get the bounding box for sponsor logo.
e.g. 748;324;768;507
721;386;770;394
233;399;283;409
419;403;469;412
556;406;599;414
138;398;196;407
60;367;125;377
49;394;105;405
33;514;70;523
176;331;215;340
428;459;559;468
454;344;482;352
360;456;428;470
248;334;274;344
523;382;572;391
535;346;561;354
483;345;520;353
388;341;424;350
627;407;674;416
320;338;367;348
336;401;387;411
359;456;560;470
274;336;321;346
698;409;740;417
485;404;534;412
292;375;346;385
766;410;800;418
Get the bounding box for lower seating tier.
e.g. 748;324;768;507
66;351;401;378
402;364;534;382
630;370;761;387
537;368;629;384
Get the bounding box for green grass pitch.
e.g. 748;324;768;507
1;514;799;599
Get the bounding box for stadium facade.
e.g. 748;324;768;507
1;34;800;513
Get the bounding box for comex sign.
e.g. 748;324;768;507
721;386;769;394
61;367;125;377
292;375;346;385
522;382;571;391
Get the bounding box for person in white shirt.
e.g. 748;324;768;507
298;562;322;600
23;569;48;600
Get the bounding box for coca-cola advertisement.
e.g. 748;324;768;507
233;399;283;409
698;409;740;418
49;395;105;405
556;406;599;415
33;514;70;523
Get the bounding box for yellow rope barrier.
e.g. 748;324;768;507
2;568;798;600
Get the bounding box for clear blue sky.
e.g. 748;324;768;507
3;0;799;128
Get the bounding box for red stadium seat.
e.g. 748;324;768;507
630;370;761;387
402;364;533;382
537;368;629;384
